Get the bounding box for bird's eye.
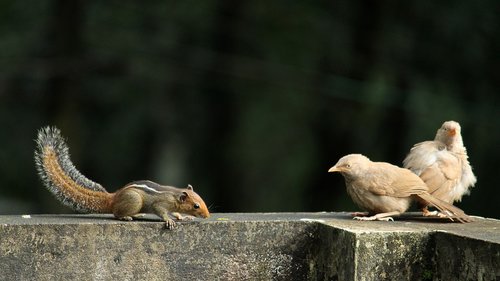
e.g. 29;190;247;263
345;164;351;168
194;203;200;209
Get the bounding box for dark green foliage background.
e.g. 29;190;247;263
0;1;498;218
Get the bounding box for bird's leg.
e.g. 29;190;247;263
353;211;401;221
350;211;369;217
422;207;448;218
422;206;436;216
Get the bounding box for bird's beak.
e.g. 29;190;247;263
448;128;456;136
328;166;340;173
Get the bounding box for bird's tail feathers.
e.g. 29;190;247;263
417;193;472;223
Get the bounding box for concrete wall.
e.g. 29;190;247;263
0;213;498;281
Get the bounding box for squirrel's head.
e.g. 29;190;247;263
178;185;210;218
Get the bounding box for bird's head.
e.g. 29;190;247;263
435;120;462;147
328;154;370;177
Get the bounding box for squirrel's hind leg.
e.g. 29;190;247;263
112;189;143;220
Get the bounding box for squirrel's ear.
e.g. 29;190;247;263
187;184;193;190
179;192;189;202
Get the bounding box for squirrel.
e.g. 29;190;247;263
34;126;210;229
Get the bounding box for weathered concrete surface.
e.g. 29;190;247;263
0;213;498;281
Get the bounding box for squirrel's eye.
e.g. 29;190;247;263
194;203;200;209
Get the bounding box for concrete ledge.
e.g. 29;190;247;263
0;213;499;280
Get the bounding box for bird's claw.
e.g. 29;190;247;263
423;210;448;218
353;216;394;221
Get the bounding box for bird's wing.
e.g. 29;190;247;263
403;141;444;175
365;162;428;198
418;150;461;201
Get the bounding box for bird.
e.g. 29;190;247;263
403;121;476;217
328;154;472;222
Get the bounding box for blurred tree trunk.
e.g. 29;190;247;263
39;0;85;212
193;0;245;211
42;0;84;124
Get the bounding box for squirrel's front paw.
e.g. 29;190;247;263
171;212;194;221
164;219;176;230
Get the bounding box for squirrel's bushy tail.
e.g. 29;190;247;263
35;126;113;213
